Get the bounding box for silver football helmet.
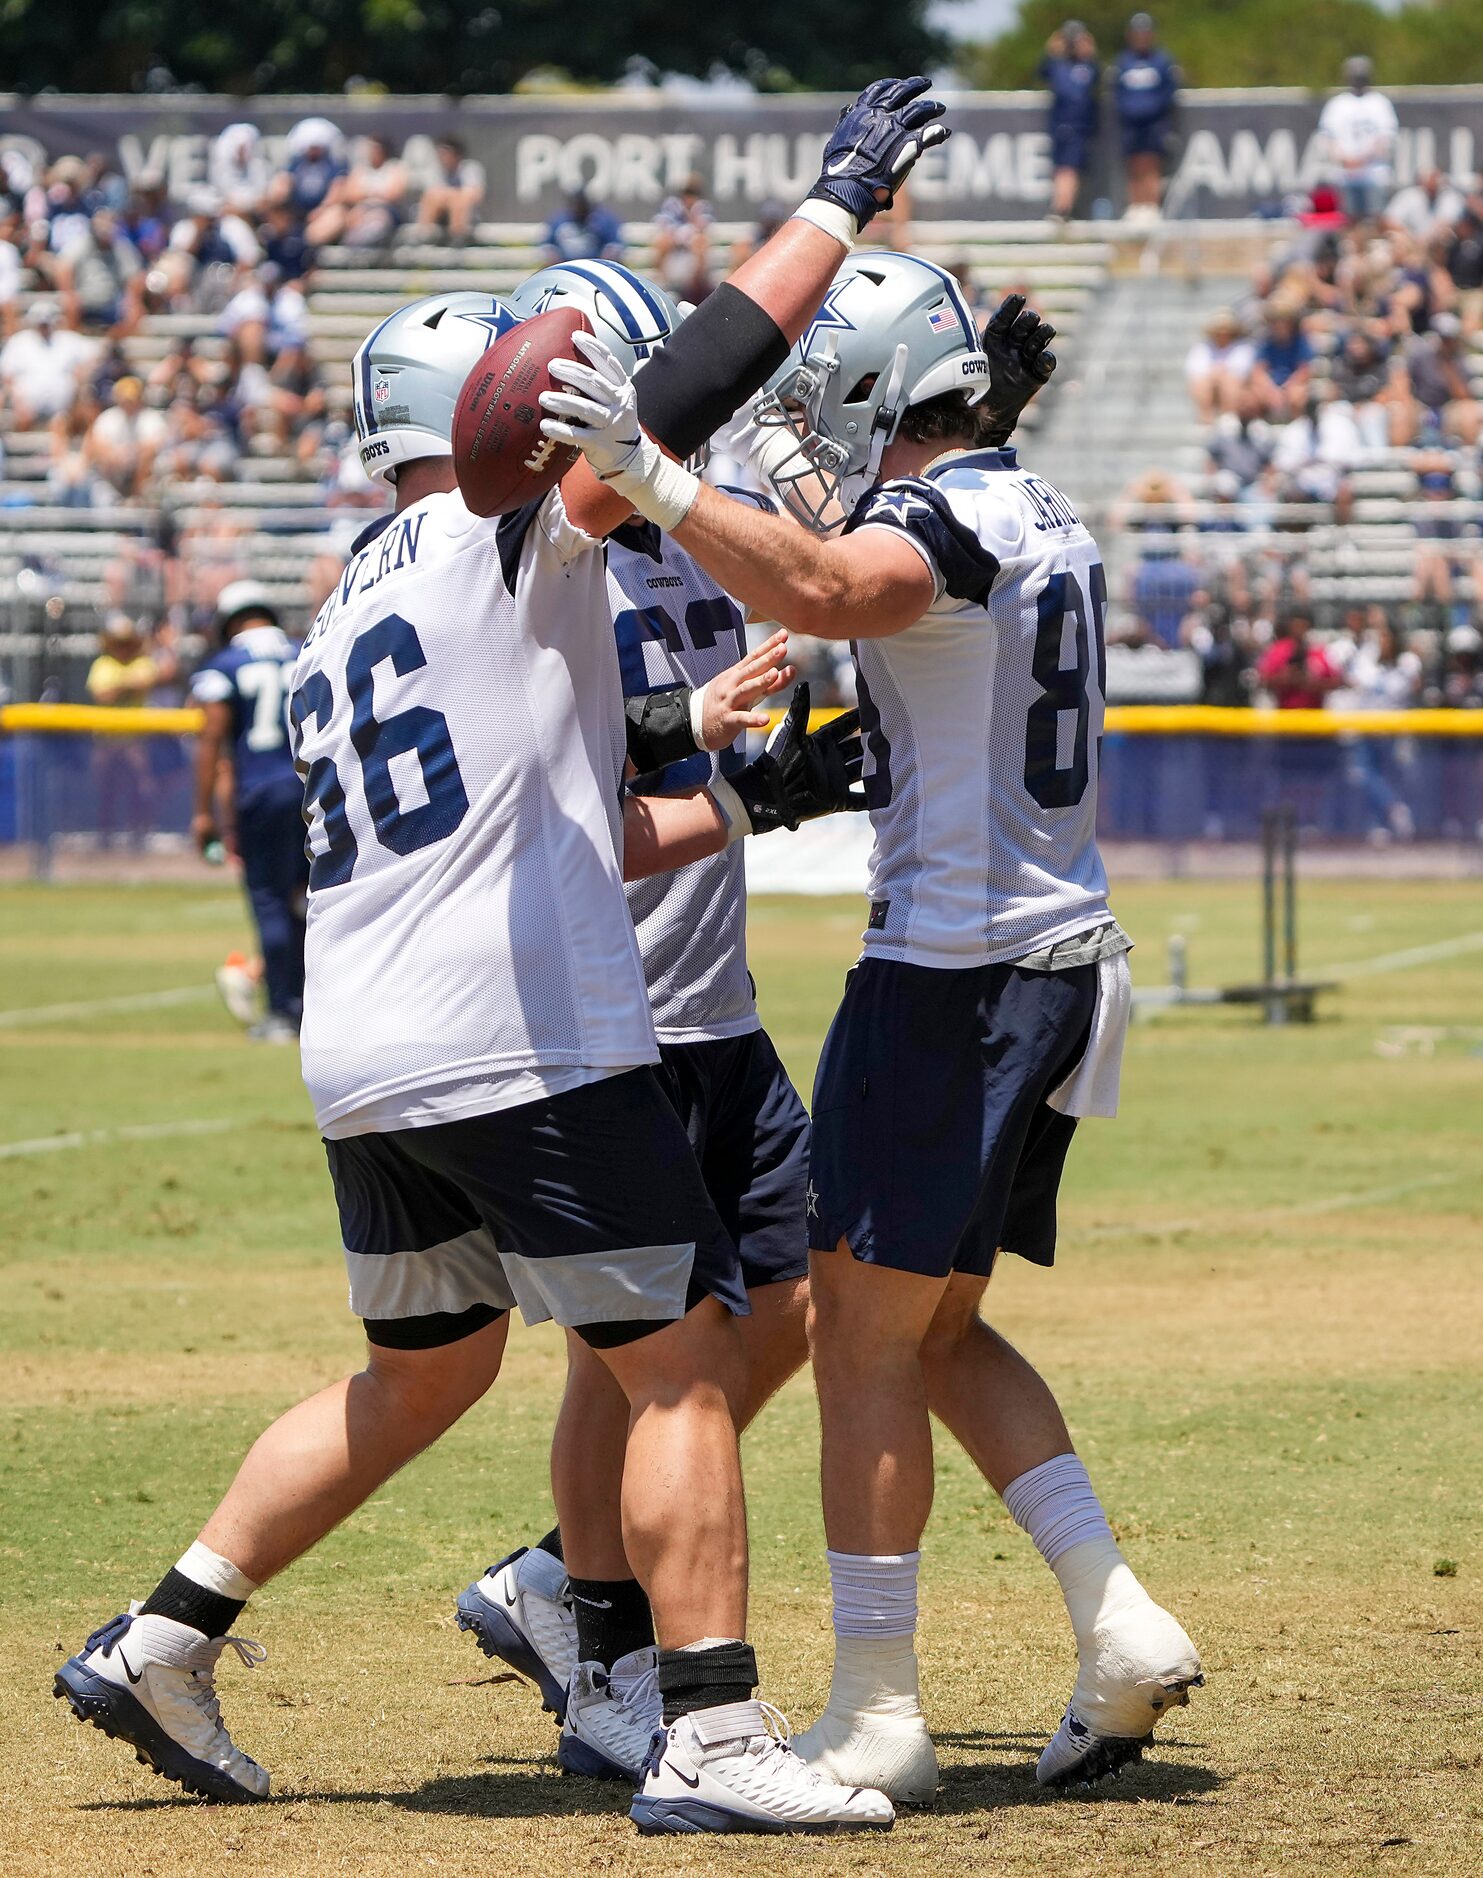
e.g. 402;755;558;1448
351;291;522;483
506;259;684;374
751;252;989;532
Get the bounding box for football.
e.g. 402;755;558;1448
452;306;593;517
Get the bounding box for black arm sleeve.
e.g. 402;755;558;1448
625;685;698;773
633;282;791;462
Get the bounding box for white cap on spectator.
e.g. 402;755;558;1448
27;297;59;326
1432;311;1462;337
1448;624;1482;654
286;117;343;158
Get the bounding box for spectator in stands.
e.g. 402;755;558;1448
1256;610;1342;708
1329;610;1419;838
1410;451;1475;627
87;374;167;499
56;209;143;335
86;611;158;706
48;389;104;507
0;203;24;336
167;187;259;309
1113;12;1180;224
414;137;486;245
119;175;173;265
1385;166;1466;245
1443;201;1483;334
211;123;271;219
154;389;240;487
1040;20;1100;224
1328;326;1399;450
218;262;271;366
1208;384;1278;500
274;118;348;223
654;173;715;300
307;135;407;249
259;199;315;283
1439;623;1483;708
0;299;93;429
1393;311;1481;446
1185;307;1254;420
1273;388;1361;520
542;187;623;264
38;156;93;269
1248;299;1314;420
1317;57;1398;225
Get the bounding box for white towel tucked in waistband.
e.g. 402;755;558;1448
1047;950;1132;1119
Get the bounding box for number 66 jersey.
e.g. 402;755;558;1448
290;488;658;1139
842;445;1113;966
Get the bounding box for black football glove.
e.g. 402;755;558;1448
978;293;1058;447
806;76;950;231
731;685;868;835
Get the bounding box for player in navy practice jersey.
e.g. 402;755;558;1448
545;257;1202;1801
190;582;309;1041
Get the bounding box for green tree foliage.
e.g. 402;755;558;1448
961;0;1483;91
0;0;955;94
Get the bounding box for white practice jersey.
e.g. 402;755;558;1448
610;504;763;1044
844;445;1112;967
292;488;657;1136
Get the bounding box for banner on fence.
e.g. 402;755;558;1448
3;87;1481;222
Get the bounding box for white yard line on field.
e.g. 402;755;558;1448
1314;929;1483;981
0;1118;234;1160
0;984;215;1028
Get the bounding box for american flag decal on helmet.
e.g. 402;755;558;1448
926;305;956;335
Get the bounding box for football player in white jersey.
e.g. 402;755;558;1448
540;256;1203;1801
54;83;949;1838
453;262;828;1787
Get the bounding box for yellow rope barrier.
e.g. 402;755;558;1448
4;701;1483;740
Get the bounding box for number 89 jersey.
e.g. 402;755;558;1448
610;507;765;1043
843;446;1112;967
291;489;657;1137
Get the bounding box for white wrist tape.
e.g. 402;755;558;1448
707;775;752;844
791;200;859;251
608;442;701;533
689;682;710;750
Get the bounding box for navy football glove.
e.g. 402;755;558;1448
978;293;1058;447
807;76;951;231
732;686;867;834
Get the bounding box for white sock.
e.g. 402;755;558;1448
821;1552;923;1718
176;1540;259;1604
826;1550;919;1639
1002;1453;1145;1648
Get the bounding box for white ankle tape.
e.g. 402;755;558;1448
1002;1453;1114;1568
177;1540;258;1603
826;1549;920;1640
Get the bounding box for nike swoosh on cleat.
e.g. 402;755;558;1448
665;1760;701;1789
116;1652;143;1686
501;1584;518;1608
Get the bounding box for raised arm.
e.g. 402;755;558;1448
561;76;951;537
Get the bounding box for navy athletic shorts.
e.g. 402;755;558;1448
808;956;1096;1279
325;1066;747;1350
1051;127;1090;173
1121;119;1169;159
656;1028;810;1292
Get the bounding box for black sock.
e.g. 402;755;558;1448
567;1575;655;1670
534;1525;564;1564
657;1640;758;1724
139;1567;245;1640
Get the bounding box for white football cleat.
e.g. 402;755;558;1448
558;1646;660;1782
792;1637;938;1805
631;1699;895;1836
1037;1598;1203;1787
455;1545;577;1720
55;1606;269;1802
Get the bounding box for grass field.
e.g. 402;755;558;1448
1;875;1481;1878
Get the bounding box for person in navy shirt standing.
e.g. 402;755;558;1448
1113;12;1180;222
191;581;309;1042
1040;21;1100;224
